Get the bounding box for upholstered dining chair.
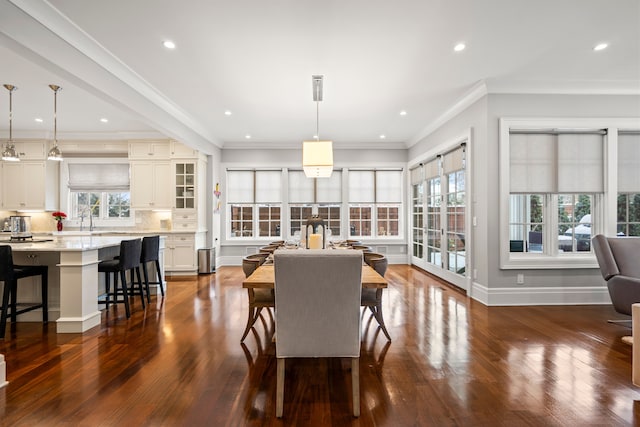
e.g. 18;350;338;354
274;249;363;418
361;255;391;341
351;245;373;253
241;255;275;342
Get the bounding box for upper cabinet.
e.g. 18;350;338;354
128;140;171;159
130;161;172;209
170;140;198;158
13;141;47;160
174;162;196;209
1;161;58;210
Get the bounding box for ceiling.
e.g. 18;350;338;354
0;0;639;154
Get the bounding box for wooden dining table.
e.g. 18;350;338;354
242;264;387;289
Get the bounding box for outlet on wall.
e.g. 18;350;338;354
516;273;524;284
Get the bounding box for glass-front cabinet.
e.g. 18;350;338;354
175;162;195;209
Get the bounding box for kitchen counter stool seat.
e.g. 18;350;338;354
0;245;48;339
98;239;143;318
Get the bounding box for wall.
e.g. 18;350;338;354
409;93;640;305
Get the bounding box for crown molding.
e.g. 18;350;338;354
2;130;167;140
221;140;407;150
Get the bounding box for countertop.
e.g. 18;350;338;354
0;235;165;252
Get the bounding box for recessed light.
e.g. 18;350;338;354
34;118;43;123
163;40;176;49
100;118;109;123
379;134;386;139
245;134;251;139
399;110;407;116
454;43;466;52
593;43;608;51
224;110;232;116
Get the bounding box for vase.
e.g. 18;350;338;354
57;220;63;232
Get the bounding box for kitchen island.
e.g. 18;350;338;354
4;235;165;334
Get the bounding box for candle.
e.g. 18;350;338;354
308;233;322;249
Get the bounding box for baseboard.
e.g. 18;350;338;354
470;281;611;306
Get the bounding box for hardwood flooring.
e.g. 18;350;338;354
1;265;639;426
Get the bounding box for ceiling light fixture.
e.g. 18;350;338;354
100;118;109;123
2;84;20;161
379;134;386;139
163;40;176;49
35;117;43;123
245;134;251;139
224;110;232;116
399;110;407;116
303;75;333;178
454;43;466;52
593;43;608;51
47;84;63;161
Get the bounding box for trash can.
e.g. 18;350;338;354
198;248;215;274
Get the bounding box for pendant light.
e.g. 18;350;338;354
2;84;20;162
302;75;333;178
47;84;63;161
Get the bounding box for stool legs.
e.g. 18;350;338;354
0;280;13;339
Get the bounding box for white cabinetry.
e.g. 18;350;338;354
130;161;172;209
14;141;46;159
1;161;58;210
165;233;196;272
128;140;170;159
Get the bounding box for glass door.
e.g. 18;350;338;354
411;182;425;264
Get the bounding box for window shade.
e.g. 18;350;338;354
68;163;130;191
255;170;282;203
348;170;375;203
410;166;422;185
376;170;403;203
288;170;314;203
424;158;439;180
557;133;603;193
618;133;640;193
316;170;342;203
443;146;465;174
227;170;254;203
509;133;555;193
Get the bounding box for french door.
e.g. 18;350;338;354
411;143;469;292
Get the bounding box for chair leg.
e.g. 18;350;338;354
154;260;164;297
41;270;48;324
352;358;360;417
373;290;391;341
276;358;285;418
119;270;131;318
133;267;145;309
104;272;111;309
0;280;12;339
141;264;151;304
241;306;256;342
10;281;18;323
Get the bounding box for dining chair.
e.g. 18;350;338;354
361;255;391;341
363;252;385;266
241;255;275;342
352;245;373;253
274;249;362;417
0;245;48;339
98;238;143;318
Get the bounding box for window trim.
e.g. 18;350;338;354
499;117;639;269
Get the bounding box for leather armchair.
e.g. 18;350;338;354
592;234;640;316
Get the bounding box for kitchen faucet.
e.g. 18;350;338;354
79;205;94;231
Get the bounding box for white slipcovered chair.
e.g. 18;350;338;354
273;249;363;418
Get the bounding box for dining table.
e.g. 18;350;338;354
243;263;387;290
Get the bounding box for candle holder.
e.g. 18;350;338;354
304;215;326;249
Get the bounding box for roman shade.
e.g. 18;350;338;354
375;170;403;203
68;163;129;191
618;132;640;193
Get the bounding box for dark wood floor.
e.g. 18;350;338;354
1;265;639;426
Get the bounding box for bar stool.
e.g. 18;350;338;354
0;245;48;339
139;235;164;301
98;239;143;318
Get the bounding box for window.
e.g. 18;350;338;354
496;118;640;269
618;131;640;236
288;170;342;238
65;160;132;225
506;128;603;257
348;170;402;238
227;170;282;238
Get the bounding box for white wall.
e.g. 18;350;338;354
410;92;640;305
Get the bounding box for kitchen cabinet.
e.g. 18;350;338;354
170;140;197;158
165;234;196;272
13;141;46;159
130;161;172;209
128;140;170;159
173;162;196;209
1;161;58;210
